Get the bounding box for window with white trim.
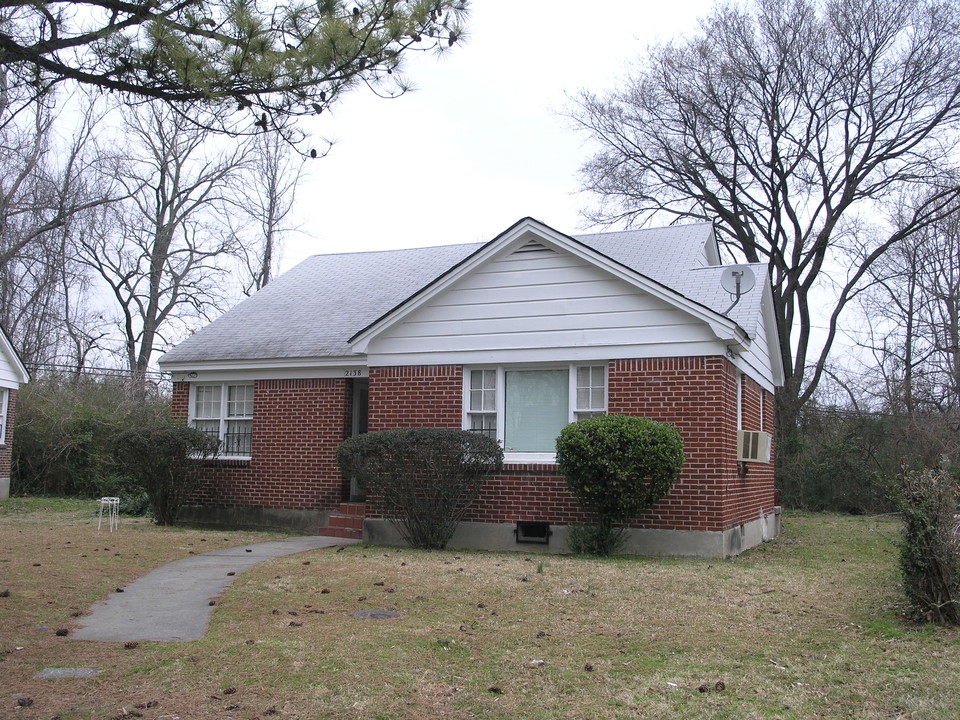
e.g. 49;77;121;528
467;369;497;438
464;364;607;460
574;365;606;420
190;383;254;457
0;388;8;445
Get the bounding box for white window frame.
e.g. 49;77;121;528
188;383;254;459
463;363;607;463
0;388;8;445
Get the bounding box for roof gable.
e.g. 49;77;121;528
350;218;745;353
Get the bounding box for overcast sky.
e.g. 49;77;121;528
280;0;717;269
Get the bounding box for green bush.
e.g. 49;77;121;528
336;428;503;550
12;375;170;498
776;407;959;513
113;422;219;525
777;409;901;513
556;414;685;555
895;469;960;625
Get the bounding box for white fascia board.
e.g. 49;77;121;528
162;356;367;383
351;217;748;354
729;353;779;394
761;283;785;387
0;327;30;385
726;278;781;392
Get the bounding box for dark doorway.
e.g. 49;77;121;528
349;379;369;500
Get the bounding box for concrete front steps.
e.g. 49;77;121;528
318;502;366;540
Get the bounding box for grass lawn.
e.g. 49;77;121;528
1;499;957;719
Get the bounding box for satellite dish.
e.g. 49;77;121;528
720;265;756;296
720;265;756;313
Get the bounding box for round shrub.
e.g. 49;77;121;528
336;428;503;550
113;422;220;525
556;415;685;550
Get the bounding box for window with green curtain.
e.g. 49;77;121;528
504;369;569;452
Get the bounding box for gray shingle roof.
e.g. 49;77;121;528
580;225;764;337
159;221;763;366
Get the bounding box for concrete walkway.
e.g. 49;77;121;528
73;536;357;642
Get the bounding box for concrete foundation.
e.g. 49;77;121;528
0;477;9;501
176;505;327;535
364;508;783;559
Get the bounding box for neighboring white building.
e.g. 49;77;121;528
0;325;30;500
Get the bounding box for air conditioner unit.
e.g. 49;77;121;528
737;430;771;463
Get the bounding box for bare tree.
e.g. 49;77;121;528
858;208;960;415
572;0;960;451
229;131;309;295
78;104;250;379
0;86;114;369
0;80;115;269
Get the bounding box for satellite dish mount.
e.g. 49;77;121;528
720;265;756;314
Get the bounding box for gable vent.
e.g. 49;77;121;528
513;239;555;255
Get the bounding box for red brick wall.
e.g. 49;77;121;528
368;365;463;430
364;358;776;533
604;356;737;531
728;375;777;526
174;358;777;535
0;388;16;480
172;378;352;510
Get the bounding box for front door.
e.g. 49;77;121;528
349;379;369;501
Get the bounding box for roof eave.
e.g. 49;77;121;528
0;324;30;385
159;355;367;373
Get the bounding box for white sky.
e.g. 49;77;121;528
280;0;717;270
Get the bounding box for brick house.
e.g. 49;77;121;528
0;324;30;501
159;218;783;557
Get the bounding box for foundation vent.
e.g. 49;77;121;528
515;521;552;544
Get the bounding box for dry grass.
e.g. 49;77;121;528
1;499;958;719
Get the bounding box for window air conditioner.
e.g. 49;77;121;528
737;430;771;463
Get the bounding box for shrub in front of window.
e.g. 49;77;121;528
556;414;685;555
114;421;220;526
895;468;960;625
336;428;504;550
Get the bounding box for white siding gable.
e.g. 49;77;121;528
363;241;724;367
0;355;19;388
731;282;783;392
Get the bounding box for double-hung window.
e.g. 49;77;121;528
190;383;254;458
465;364;607;461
